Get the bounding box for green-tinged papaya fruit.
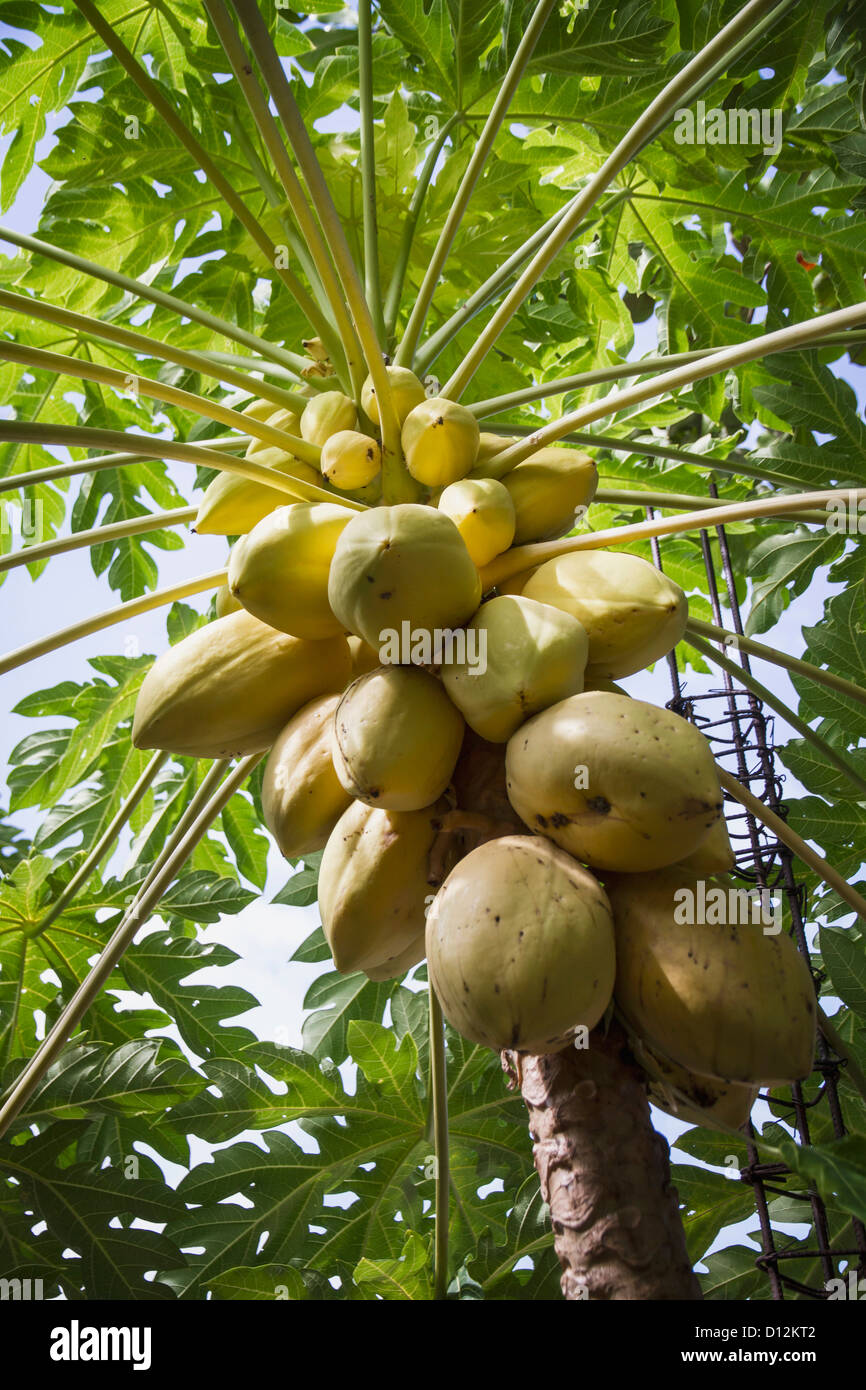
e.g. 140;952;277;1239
320;429;382;491
319;799;455;973
362;932;426;981
215;583;241;617
505;692;722;871
361;366;427;427
132;609;350;758
606;867;816;1085
262;694;352;860
442;595;588;743
437;477;515;567
300;390;358;446
523;550;688;679
401;397;480;487
629;1033;757;1130
228;502;353;639
333;665;464;811
426;835;616;1052
675;815;735;874
328;504;482;652
503;447;597;543
347;634;380;679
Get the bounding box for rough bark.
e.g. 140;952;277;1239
510;1021;703;1300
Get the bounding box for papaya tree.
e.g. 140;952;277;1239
1;0;866;1303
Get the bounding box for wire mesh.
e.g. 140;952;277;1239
649;497;866;1300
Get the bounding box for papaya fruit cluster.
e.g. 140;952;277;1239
132;368;817;1130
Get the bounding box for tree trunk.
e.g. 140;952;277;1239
509;1021;703;1301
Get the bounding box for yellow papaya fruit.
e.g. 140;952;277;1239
245;407;301;462
214;583;242;617
505;692;722;871
629;1033;757;1130
401;396;480;487
194;407;321;536
328;504;482;654
442;595;588;743
605;867;816;1085
426;835;616;1052
361;365;427;427
437;477;515;567
228;502;353;639
503;447;597;543
319;799;453;974
675;815;735;874
473;432;520;471
320;429;382;491
362;932;426;981
132;609;351;758
241;397;280;423
261;694;353;860
523;550;688;679
300;390;358;446
333;665;464;811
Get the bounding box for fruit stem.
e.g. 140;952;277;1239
467;331;866;419
0;568;227;678
687;618;866;711
0;225;310;378
0;289;307;415
688;632;866;799
480;488;866;589
383;114;461;346
814;1005;866;1108
358;0;386;344
715;766;866;926
0;339;325;469
481;300;866;473
71;0;336;349
394;0;559;369
0;423;364;512
203;0;364;395
28;751;170;940
0;756;255;1141
442;0;787;398
232;1;414;500
428;986;450;1300
0;507;196;576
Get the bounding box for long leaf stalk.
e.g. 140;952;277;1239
481;300;866;474
0;288;304;414
358;0;385;342
689;632;866;799
480;488;866;589
31;751;171;939
686;618;866;710
0;423;359;511
204;0;364;392
413;187;634;375
0;436;247;498
194;351;313;398
0;507;196;576
484;423;799;488
0;340;324;467
595;487;828;524
0;755;261;1141
395;0;559;368
442;0;795;398
716;767;866;926
0;224;310;377
71;0;336;349
233;0;412;498
428;986;450;1301
0;569;227;678
383;114;461;342
467;330;866;419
